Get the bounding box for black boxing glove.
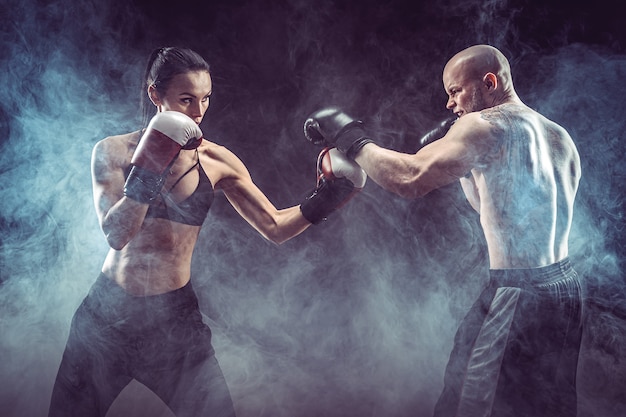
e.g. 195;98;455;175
303;107;374;159
300;147;367;224
418;117;457;149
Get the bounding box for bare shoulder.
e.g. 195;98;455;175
491;103;574;146
201;140;240;163
470;103;534;142
94;131;138;159
536;111;571;137
437;109;509;169
92;131;140;178
451;111;501;145
536;111;580;164
200;141;248;172
476;106;514;135
198;140;251;188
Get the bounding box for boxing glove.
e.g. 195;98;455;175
124;111;203;203
418;117;457;149
303;107;374;159
300;147;367;224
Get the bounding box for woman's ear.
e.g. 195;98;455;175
148;85;161;107
483;72;498;90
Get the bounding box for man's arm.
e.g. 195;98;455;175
352;140;465;199
354;114;487;199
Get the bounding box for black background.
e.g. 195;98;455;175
1;0;625;416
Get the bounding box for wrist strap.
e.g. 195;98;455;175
300;177;355;224
346;138;374;160
124;165;165;204
335;127;375;159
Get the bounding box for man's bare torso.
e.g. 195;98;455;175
460;103;581;269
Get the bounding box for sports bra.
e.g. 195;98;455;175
126;152;214;226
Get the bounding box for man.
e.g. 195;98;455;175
305;44;583;416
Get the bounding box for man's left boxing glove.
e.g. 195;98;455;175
300;147;367;224
303;107;374;160
418;117;457;149
124;111;203;204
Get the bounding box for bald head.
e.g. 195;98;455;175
446;45;512;87
443;45;517;113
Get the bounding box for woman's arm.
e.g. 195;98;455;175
210;146;311;245
91;136;149;250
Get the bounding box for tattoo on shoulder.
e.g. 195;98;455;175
479;108;505;136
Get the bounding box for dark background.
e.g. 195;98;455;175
1;0;625;416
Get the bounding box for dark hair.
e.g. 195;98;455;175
140;46;211;128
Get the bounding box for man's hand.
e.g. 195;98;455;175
304;107;374;159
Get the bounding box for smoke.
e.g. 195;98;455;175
0;0;624;416
529;44;626;417
0;0;146;414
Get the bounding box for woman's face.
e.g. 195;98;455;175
151;70;212;124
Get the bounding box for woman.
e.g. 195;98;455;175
48;46;365;417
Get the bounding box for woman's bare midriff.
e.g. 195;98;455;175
102;219;202;296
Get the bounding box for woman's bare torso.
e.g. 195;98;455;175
99;131;225;295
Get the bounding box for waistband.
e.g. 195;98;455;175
489;258;576;289
87;272;198;314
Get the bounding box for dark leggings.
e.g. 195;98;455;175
434;258;583;417
48;273;236;417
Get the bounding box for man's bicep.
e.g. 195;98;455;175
421;136;477;181
434;118;495;175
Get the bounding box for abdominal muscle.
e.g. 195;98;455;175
101;219;202;296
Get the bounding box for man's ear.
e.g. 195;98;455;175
148;84;161;107
483;72;498;90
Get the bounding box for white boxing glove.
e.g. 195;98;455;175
319;147;367;188
124;111;203;203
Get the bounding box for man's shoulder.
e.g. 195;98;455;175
480;102;528;119
478;103;556;134
460;110;505;137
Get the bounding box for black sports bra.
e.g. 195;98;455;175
126;153;214;226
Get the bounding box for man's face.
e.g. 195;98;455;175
443;61;488;117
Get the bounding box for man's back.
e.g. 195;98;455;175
468;103;581;268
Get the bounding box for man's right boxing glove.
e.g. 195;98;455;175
300;147;367;224
418;117;457;149
124;111;203;204
303;107;374;160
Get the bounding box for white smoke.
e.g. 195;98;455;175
0;0;624;416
